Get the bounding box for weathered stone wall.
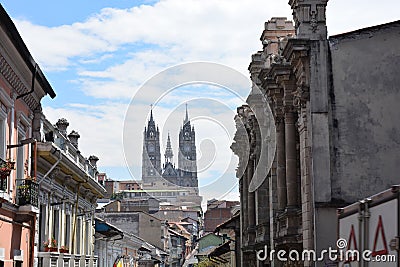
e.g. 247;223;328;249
329;21;400;203
98;212;140;235
99;212;164;249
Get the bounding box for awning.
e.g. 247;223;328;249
209;241;231;258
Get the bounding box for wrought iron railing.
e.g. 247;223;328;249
43;119;99;182
17;179;39;207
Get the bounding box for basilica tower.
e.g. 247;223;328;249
142;109;162;185
178;105;198;188
142;106;199;191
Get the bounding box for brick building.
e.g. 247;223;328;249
203;199;239;233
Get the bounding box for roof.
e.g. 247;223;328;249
168;228;188;239
209;241;231;257
169;222;190;236
196;246;217;257
96;202;110;210
0;4;56;98
214;214;240;232
94;217;123;238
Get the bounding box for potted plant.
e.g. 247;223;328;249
0;159;13;178
43;237;58;252
59;245;69;253
6;159;15;170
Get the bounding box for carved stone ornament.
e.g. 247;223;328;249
293;85;310;109
310;10;318;33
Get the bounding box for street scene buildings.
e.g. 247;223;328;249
1;1;400;267
231;1;400;266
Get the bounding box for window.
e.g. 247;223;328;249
65;214;71;249
0;94;11;160
39;204;46;250
85;220;91;255
16;133;25;181
53;209;59;247
0;118;5;160
76;218;81;254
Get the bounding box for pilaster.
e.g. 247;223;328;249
289;0;328;40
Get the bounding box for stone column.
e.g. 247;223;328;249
276;116;287;210
285;109;299;208
247;157;256;242
241;174;248;241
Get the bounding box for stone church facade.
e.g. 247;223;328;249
142;106;199;194
232;1;400;266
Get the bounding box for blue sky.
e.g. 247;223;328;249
1;0;399;203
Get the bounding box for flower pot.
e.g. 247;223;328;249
49;247;58;252
59;249;69;253
44;247;50;252
6;161;15;170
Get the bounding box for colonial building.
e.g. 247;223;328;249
36;118;106;266
0;4;56;267
232;1;400;266
94;217;157;267
96;210;169;265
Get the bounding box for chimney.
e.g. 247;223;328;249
56;118;69;136
68;130;80;149
88;155;99;167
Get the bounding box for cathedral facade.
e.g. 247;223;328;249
142;106;199;191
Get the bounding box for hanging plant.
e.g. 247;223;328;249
0;159;14;178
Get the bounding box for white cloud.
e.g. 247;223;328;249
43;102;128;167
15;20;116;71
327;0;400;36
14;0;292;96
19;0;400;202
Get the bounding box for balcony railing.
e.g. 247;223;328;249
43;120;98;182
37;252;98;267
17;179;39;207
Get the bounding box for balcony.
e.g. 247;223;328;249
42;119;99;183
37;252;98;267
17;179;39;207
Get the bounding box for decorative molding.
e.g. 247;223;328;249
0;88;13;109
0;53;39;110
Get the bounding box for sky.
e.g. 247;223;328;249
1;0;399;204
